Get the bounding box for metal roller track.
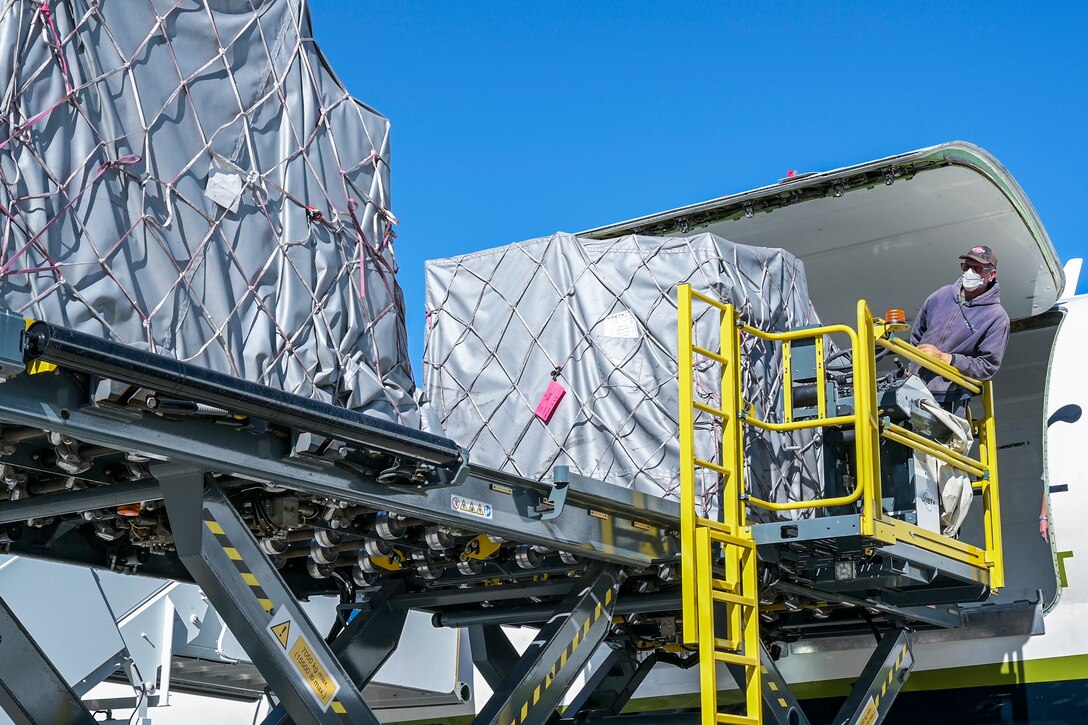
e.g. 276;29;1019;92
0;355;678;568
0;319;993;642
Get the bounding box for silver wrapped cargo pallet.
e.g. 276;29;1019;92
0;0;415;423
423;231;824;518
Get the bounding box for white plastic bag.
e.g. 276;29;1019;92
916;399;974;537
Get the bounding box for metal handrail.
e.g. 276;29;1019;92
882;422;986;478
874;335;983;394
677;285;1005;725
731;308;876;517
867;309;1003;589
680;285;762;724
678;286;1004;597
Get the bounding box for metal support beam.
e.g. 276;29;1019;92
560;647;657;721
0;593;96;725
0;479;159;525
402;580;582;612
776;581;961;629
263;582;411;725
436;591;681;628
469;625;523;693
831;629;914;725
159;469;378;725
473;565;623;725
555;715;697;725
727;644;811;725
24;321;462;467
331;582;409;687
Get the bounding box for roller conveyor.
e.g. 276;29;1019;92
0;313;1000;724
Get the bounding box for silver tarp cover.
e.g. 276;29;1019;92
0;0;415;423
423;232;823;518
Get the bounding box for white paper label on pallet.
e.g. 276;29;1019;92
204;170;244;213
598;310;638;339
452;494;493;520
267;607;340;711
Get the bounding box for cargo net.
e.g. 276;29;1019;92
0;1;416;423
423;232;824;520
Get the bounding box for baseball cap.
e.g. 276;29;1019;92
959;245;998;268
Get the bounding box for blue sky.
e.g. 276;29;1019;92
308;1;1088;375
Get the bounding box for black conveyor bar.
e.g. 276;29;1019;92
24;322;462;467
0;479;160;525
433;591;682;628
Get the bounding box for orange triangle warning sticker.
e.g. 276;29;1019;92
271;620;291;649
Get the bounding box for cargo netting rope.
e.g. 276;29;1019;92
423;232;824;520
0;0;416;423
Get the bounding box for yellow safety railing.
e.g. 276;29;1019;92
677;287;1005;724
678;285;761;724
865;302;1004;590
734;316;878;526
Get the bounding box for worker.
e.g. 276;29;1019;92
909;245;1010;418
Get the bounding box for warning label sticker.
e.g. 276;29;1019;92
452;494;493;520
857;696;878;725
266;608;340;711
270;619;292;649
289;636;339;709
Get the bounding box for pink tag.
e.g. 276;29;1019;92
534;381;566;422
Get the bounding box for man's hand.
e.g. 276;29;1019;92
917;343;953;365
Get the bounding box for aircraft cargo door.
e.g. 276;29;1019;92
963;309;1064;612
1038;298;1088;612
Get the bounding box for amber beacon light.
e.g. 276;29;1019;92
885;309;906;324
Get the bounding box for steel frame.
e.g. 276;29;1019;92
719;632;914;725
0;594;98;725
0;317;994;724
558;646;659;721
752;514;989;608
160;470;378;724
261;574;412;725
472;564;622;725
469;625;523;694
729;644;809;725
830;629;914;725
0;366;675;571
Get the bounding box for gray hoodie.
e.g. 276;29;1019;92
908;280;1010;401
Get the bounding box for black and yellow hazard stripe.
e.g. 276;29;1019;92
874;642;911;711
763;664;792;711
201;510;352;720
505;588;615;725
203;510;275;614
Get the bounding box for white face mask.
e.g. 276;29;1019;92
961;269;985;291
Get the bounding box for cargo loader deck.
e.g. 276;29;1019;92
0;305;1002;724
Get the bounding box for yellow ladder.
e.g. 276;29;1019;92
678;284;761;725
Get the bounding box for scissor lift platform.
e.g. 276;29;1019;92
675;285;1002;724
0;306;1002;724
